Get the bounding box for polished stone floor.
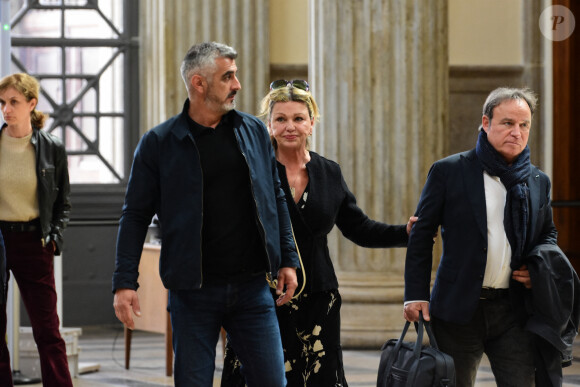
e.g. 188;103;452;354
14;325;580;386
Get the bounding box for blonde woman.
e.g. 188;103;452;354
223;80;415;387
0;73;71;387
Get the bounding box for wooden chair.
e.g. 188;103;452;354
123;244;173;376
124;312;173;376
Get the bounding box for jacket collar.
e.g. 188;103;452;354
172;99;242;141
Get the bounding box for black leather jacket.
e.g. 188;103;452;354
0;125;71;255
0;231;5;304
524;243;580;383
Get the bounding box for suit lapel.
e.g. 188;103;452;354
526;167;541;247
461;150;487;239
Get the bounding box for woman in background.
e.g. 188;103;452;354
223;80;415;386
0;73;72;387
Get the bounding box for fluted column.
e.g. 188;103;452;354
140;0;167;132
309;0;448;347
140;0;270;133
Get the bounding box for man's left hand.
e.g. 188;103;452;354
275;267;298;306
512;264;532;289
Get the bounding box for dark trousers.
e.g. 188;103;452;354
170;275;286;387
432;296;535;387
0;230;72;387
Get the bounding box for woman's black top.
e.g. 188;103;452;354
276;151;408;293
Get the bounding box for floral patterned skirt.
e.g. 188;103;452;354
221;289;348;387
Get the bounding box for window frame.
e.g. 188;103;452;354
9;0;139;220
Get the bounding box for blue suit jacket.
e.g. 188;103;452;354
404;149;558;324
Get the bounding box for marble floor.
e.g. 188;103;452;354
13;325;580;386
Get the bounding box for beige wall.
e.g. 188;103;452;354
271;0;524;67
449;0;523;65
269;0;309;65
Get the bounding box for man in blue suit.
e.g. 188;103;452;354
404;87;558;386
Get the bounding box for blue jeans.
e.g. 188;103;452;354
432;296;535;387
169;275;286;387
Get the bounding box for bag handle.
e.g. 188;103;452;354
382;313;436;381
423;314;440;349
413;312;439;350
415;311;439;349
412;314;425;358
382;318;412;377
406;313;452;387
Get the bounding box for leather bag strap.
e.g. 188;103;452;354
405;313;452;387
383;319;411;376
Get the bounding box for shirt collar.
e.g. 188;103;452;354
181;99;235;137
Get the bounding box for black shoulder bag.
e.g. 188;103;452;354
377;314;455;387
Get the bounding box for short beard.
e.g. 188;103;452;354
204;99;235;115
223;99;236;112
205;89;236;114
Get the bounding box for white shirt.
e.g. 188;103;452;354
482;171;512;289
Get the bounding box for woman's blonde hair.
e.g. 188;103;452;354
0;73;47;129
259;86;320;150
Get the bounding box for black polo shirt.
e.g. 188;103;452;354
185;108;267;285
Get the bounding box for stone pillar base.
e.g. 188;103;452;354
338;271;418;349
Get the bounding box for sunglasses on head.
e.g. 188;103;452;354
269;79;310;91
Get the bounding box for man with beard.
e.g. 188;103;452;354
112;42;299;386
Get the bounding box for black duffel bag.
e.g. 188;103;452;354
377;314;455;387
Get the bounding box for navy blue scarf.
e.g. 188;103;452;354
475;130;531;270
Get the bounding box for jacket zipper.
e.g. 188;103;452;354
32;132;46;247
191;135;204;289
232;128;273;277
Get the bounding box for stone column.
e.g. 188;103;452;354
140;0;167;133
521;0;549;169
140;0;270;133
309;0;448;347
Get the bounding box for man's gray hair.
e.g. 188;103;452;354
180;42;238;91
482;87;538;120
